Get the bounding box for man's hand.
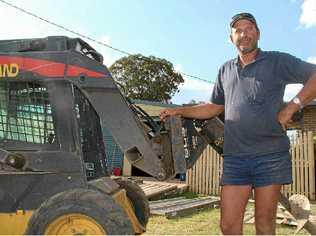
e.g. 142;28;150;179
159;108;180;121
277;102;300;131
159;103;224;121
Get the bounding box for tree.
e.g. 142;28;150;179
109;54;184;102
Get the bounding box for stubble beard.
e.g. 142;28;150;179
238;40;258;55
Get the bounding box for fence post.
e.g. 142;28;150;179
304;132;309;197
308;131;315;200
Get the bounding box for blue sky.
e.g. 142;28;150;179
1;0;315;104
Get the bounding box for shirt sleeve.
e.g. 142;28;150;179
210;69;225;105
278;53;316;84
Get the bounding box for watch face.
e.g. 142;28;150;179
293;97;302;108
293;97;299;104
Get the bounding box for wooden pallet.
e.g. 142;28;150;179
149;196;220;219
139;180;188;199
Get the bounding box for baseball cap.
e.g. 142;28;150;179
230;12;258;29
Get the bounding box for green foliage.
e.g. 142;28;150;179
109;54;184;102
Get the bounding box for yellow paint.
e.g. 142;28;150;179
0;210;33;235
0;63;19;77
45;213;106;235
0;190;144;235
112;189;145;234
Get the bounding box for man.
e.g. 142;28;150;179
160;13;316;235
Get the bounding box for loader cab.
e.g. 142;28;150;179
0;78;107;181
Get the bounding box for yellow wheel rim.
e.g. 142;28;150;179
44;213;107;235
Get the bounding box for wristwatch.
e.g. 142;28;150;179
292;96;304;110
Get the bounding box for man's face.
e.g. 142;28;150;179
230;19;260;54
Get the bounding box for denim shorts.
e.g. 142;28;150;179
220;151;292;187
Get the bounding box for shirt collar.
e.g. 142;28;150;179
232;48;267;65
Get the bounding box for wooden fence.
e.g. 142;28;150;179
282;131;315;200
186;131;316;200
186;146;223;196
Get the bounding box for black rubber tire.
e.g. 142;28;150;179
115;179;150;228
25;188;134;235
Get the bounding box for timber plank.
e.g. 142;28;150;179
145;186;177;198
304;132;309;197
149;197;186;205
150;197;220;218
138;180;188;199
150;199;198;210
205;148;210;195
299;132;304;195
308;132;315;200
295;135;300;194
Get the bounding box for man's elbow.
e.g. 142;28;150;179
306;72;316;88
212;103;225;113
206;103;224;117
309;72;316;80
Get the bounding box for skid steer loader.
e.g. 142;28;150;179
0;35;206;235
0;36;314;235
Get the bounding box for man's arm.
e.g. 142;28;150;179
278;72;316;129
159;103;224;121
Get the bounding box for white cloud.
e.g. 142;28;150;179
284;84;303;101
0;2;118;67
174;64;213;92
179;75;213;93
90;35;119;67
284;50;315;99
307;56;316;64
171;84;214;104
299;0;316;28
174;64;182;73
171;64;214;104
0;1;75;39
283;57;316;102
100;35;111;45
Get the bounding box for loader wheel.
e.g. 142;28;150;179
25;188;133;235
116;179;150;227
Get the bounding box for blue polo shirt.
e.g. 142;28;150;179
211;49;316;156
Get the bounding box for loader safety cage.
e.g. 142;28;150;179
0;81;56;145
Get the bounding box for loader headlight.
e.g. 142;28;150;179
6;153;26;169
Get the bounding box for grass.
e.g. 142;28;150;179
145;198;311;235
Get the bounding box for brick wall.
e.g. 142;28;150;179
302;107;316;131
